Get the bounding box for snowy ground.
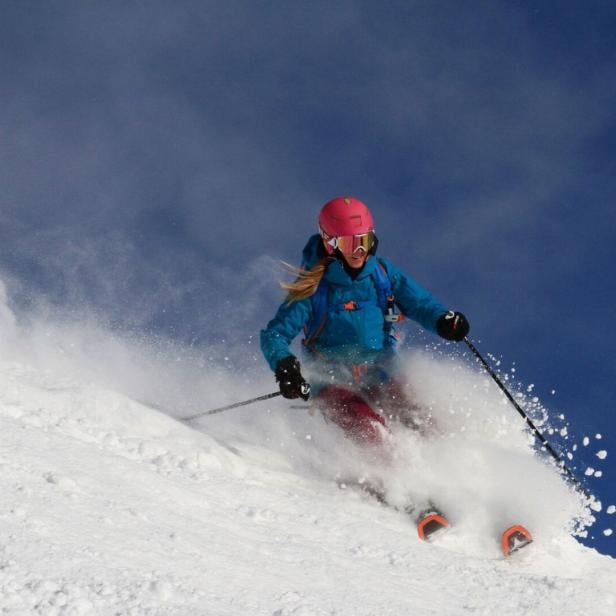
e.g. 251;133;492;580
1;307;615;614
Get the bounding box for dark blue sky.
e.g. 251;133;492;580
1;1;615;555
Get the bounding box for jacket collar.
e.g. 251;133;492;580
324;256;377;285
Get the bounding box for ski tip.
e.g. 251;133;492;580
417;512;450;541
501;524;533;556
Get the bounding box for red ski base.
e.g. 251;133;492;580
501;525;533;556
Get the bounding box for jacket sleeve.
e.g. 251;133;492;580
380;258;448;334
260;298;313;372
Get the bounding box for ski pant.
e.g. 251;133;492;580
312;373;431;447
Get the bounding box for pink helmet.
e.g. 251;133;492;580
318;197;375;237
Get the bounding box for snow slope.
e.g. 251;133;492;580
1;311;615;614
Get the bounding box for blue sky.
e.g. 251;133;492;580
1;1;615;555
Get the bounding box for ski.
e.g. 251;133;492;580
336;478;388;505
337;480;531;555
501;524;533;556
337;480;452;541
416;508;451;541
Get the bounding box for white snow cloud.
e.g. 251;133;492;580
0;278;18;348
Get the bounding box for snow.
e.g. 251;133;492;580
1;299;615;614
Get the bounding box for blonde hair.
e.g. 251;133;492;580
280;257;333;303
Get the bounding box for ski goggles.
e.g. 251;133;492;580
320;228;376;256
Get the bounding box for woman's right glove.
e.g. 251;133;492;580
436;311;470;341
275;356;311;400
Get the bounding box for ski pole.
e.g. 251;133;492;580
182;391;282;422
463;337;590;498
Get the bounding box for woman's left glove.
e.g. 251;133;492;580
437;311;470;341
275;356;311;400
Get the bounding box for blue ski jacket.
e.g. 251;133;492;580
260;235;448;373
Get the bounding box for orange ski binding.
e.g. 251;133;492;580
417;511;450;541
501;524;533;556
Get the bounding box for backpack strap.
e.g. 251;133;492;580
371;260;391;312
303;277;330;347
372;259;404;326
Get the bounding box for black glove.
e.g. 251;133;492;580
436;311;470;341
275;356;310;400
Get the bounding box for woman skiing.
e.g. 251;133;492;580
260;196;469;447
260;197;533;555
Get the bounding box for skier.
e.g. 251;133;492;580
260;196;469;441
260;197;530;554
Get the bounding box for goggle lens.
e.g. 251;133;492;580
321;229;376;255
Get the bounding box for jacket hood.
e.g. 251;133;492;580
301;234;326;269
